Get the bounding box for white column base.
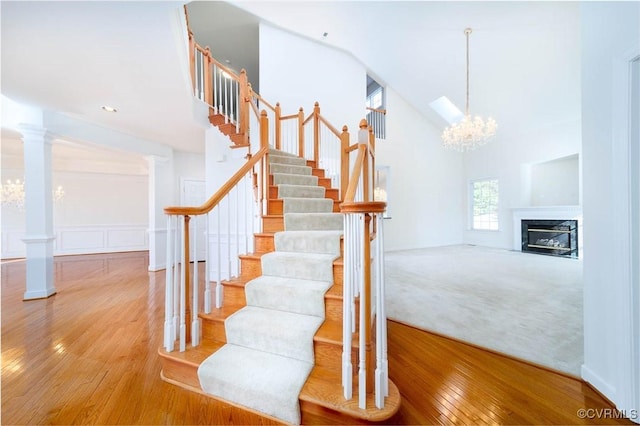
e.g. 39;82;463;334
22;235;56;300
148;228;168;271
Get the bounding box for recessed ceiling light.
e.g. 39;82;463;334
101;105;117;113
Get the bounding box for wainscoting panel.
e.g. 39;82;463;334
1;225;149;259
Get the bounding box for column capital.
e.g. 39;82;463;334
17;124;56;144
144;154;172;166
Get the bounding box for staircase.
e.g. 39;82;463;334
209;111;249;148
159;149;400;424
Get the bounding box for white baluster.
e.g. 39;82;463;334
173;215;180;340
164;215;174;352
375;212;385;408
179;217;186;352
226;195;232;280
379;213;389;397
235;187;240;275
358;213;367;409
204;211;211;314
192;215;200;347
342;214;353;400
215;206;223;308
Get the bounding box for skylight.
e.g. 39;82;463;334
429;96;463;125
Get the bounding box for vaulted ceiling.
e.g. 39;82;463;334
1;1;581;157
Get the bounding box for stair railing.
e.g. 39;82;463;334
163;112;270;353
340;119;388;409
366;106;387;141
180;14;390;411
188;30;250;147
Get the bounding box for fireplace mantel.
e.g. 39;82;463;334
511;206;583;256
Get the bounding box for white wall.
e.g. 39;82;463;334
581;1;640;418
463;119;582;249
1;165;149;258
259;23;365;135
531;154;580;206
377;87;464;251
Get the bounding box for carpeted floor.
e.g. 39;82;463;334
384;244;583;376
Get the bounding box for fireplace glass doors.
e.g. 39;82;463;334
521;219;578;258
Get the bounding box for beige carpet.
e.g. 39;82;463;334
384;244;583;376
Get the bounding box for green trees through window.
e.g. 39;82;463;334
472;179;499;230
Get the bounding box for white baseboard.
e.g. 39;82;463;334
581;363;617;404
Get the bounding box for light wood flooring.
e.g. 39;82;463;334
1;251;633;425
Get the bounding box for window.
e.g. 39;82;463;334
471;179;499;230
366;87;383;109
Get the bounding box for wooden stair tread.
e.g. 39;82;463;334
199;304;245;321
229;142;250;149
315;319;347;344
238;252;265;260
158;340;223;367
300;366;401;422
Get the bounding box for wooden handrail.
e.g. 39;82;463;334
252;93;276;113
164;146;268;216
280;113;299;120
318;114;342;138
366;106;387;115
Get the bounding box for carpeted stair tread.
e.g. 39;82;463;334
270;163;312;176
273;173;318;187
197;147;349;424
278;184;325;198
198;344;312;425
285;212;344;231
246;275;331;317
269;148;298;158
225;306;323;362
275;230;343;255
261;251;338;282
282;197;334;213
270;154;307;166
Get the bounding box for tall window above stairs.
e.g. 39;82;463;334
366;75;386;140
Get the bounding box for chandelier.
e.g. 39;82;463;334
442;28;497;151
1;179;65;210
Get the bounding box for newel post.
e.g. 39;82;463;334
298;107;305;158
239;70;250;147
313;102;320;165
340;125;350;199
275;103;282;150
358;119;371;202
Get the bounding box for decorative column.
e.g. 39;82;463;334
147;154;174;271
20;125;56;300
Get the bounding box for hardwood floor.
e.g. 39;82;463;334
1;252;633;425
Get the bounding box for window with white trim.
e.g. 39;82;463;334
471;179;499;230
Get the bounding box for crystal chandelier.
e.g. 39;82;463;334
1;179;65;210
442;28;497;151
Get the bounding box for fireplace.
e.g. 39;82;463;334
521;219;578;258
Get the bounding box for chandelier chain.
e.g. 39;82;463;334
441;27;497;152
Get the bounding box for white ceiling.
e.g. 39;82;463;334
1;1;582;159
